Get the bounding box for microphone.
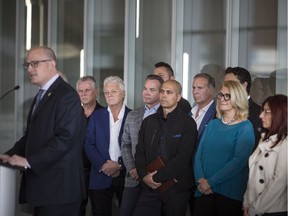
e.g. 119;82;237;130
0;85;20;101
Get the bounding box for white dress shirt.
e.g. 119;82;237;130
108;104;126;162
191;100;214;129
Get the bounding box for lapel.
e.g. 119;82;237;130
137;106;145;124
118;106;131;146
101;106;131;147
103;108;110;144
30;77;63;120
198;100;216;138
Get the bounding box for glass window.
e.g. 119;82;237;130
133;0;173;108
238;0;287;105
0;0;17;153
183;0;226;103
85;0;125;106
52;0;84;87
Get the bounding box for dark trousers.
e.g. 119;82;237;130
79;168;90;216
133;186;191;216
89;175;125;216
33;201;81;216
119;184;142;216
189;186;196;216
193;193;242;216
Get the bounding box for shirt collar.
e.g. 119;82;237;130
144;103;160;112
107;103;126;121
192;99;213;115
41;74;59;91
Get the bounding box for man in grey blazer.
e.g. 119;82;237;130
119;74;163;216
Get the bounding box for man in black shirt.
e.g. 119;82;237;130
134;80;197;216
76;76;103;216
154;62;192;115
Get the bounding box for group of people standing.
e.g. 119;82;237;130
0;46;286;216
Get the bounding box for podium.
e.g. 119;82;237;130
0;161;23;216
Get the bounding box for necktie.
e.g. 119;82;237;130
33;89;44;114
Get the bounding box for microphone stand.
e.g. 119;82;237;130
0;85;20;101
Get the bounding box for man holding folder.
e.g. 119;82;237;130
134;80;197;216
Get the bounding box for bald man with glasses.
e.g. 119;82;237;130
0;46;86;216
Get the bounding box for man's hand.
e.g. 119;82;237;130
1;154;29;169
0;154;11;163
143;171;161;189
129;168;139;181
101;160;121;177
243;207;250;216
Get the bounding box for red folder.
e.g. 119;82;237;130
146;156;177;192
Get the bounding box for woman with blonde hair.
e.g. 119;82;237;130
243;94;287;216
193;80;255;216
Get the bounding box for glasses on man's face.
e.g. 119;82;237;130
23;60;51;71
261;109;271;116
217;92;231;101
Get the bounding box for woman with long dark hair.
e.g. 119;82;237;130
243;94;287;216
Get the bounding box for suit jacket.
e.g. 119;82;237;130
121;106;145;187
6;77;87;207
197;100;216;143
82;101;104;169
248;98;262;148
85;106;131;190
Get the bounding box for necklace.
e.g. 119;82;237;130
221;116;236;125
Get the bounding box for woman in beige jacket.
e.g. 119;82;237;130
243;94;287;216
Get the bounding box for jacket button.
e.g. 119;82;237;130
259;179;264;184
264;153;269;157
259;165;264;170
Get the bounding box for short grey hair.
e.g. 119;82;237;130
103;76;125;92
76;75;97;91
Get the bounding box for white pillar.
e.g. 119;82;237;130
0;165;17;216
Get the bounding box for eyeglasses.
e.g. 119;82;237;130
261;109;271;116
23;60;52;70
217;92;231;101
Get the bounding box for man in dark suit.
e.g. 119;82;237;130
192;73;216;142
224;67;262;148
154;61;192;115
190;73;216;214
76;75;104;216
0;46;86;216
85;76;131;216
